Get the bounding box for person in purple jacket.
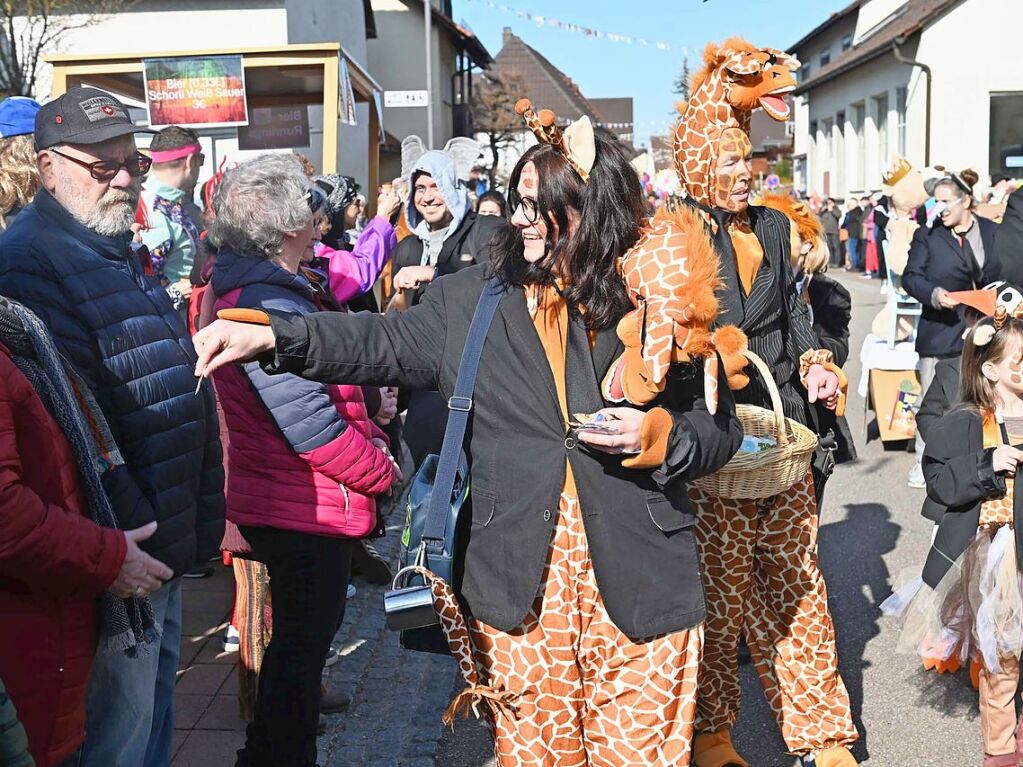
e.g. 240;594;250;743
310;173;402;308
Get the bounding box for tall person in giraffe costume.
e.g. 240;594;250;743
671;39;859;767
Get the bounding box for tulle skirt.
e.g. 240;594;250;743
881;525;1023;673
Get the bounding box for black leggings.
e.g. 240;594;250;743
235;526;355;767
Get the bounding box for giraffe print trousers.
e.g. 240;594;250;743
469;494;703;767
687;470;859;756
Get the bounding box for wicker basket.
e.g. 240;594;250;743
693;351;818;500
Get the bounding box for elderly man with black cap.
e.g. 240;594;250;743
0;86;225;767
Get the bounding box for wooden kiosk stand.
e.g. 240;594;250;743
44;43;383;207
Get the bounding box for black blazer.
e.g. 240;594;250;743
995;187;1023;288
921;407;1021;587
916;357;961;523
807;274;851;367
807;274;856;462
902;217;1000;357
708;203;821;429
391;211;504;307
263;265;743;638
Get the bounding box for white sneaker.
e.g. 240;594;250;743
907;463;926;489
346;583;357;600
324;646;340;667
223;624;239;653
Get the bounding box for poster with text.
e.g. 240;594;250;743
144;55;248;128
238;106;309;150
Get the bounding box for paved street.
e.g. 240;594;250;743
172;271;982;766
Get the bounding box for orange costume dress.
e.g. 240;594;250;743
467;285;703;766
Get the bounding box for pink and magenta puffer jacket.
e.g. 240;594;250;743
209;250;394;538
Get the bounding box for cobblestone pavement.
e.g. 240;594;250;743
316;498;465;767
175;272;982;767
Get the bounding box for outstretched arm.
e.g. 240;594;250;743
194;273;449;390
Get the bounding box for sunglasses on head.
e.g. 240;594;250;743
304;186;327;214
50;149;152;182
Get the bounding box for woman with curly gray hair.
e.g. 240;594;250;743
0;97;42;230
207;153;397;767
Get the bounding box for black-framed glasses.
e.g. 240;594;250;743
49;149;152;181
510;192;540;224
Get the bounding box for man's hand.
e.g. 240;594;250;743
193;319;276;379
109;522;173;599
393;265;436;291
935;287;960;310
375;387;398;426
805;364;840;410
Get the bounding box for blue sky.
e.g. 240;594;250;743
453;0;837;147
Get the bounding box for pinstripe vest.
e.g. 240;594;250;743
682;200;819;427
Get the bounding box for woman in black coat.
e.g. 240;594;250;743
902;173;1000;363
193;128;742;765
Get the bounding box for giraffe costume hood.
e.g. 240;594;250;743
674;37;799;208
600;40;800;414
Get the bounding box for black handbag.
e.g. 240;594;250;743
383;276;502;654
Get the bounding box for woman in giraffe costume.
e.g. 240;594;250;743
191;104;743;766
668;38;858;767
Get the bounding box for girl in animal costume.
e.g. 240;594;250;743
883;307;1023;767
668;38;858;767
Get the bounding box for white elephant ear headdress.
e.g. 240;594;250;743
442;137;482;182
400;135;481;183
514;98;595;182
400;135;427;180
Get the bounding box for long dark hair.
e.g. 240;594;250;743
492;128;644;330
960;316;1023;414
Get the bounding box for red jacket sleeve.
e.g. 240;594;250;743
300;425;395;496
0;363;126;598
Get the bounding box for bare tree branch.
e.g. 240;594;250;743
471;71;525;189
0;0;136;96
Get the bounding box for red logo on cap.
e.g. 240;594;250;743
55;115;63;124
101;105;115;116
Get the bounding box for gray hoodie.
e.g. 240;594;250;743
406;150;471;267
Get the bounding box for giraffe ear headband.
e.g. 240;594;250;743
972;305;1023;347
514;99;595;183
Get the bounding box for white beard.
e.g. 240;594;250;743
81;193;137;236
56;165;138;236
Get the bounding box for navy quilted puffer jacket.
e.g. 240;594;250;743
0;189;225;576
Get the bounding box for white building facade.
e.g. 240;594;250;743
792;0;1022;200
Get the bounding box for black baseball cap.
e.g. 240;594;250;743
34;86;156;151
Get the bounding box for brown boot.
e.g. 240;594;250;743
814;746;858;766
693;729;749;767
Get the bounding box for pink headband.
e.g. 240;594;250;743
149;143;201;163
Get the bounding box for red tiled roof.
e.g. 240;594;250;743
490;28;601;123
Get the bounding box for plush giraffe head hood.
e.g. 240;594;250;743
674;38;799;210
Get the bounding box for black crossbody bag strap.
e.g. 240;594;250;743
422;276;502;551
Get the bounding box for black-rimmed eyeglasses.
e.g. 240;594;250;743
49;149;152;182
509;192;540;224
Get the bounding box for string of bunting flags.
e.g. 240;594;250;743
461;0;681;53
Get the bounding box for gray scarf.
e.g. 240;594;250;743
0;297;158;656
